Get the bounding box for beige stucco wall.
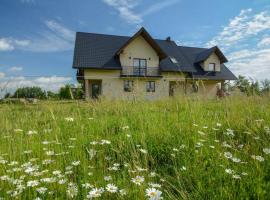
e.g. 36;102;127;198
186;80;221;98
119;36;159;75
202;53;221;72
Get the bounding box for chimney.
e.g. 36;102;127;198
166;37;171;42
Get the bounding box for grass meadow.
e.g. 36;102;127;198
0;96;270;199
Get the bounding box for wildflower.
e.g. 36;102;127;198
139;148;148;154
14;129;23;132
58;179;67;185
263;148;270;154
69;138;77;141
209;146;215;149
65;117;74;122
27;130;37;135
87;188;104;198
149;183;161;188
225;169;234;174
198;131;206;135
224;152;233;159
82;183;93;189
119;189;127;196
46;151;55;156
241;172;248;176
172;148;179;152
222;142;232;148
42;141;50;145
104;176;112;181
149;172;156;177
193;123;198;127
231;157;241;163
145;188;163;200
100;140;111;145
72;161;80;166
27;180;39;187
122;126;129;130
225;129;234;136
106;184;118;193
180;166;186;171
131;176;144;185
126;134;131;138
216;123;222;127
232;175;241;179
66;183;78;198
36;187;47;194
88;117;94;120
251;155;265;162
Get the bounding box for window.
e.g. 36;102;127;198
124;80;134;92
146;81;155;92
170;57;178;64
208;63;216;71
133;58;147;76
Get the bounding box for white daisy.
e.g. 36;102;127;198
131;176;144;185
106;183;118;193
145;188;163;200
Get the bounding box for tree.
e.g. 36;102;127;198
47;91;59;99
13;87;46;99
59;85;73;99
261;79;270;94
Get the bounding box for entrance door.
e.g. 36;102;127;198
92;83;101;99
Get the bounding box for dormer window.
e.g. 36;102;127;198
208;63;216;71
170;57;178;64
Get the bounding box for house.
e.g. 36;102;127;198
72;27;237;100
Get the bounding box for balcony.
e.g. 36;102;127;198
120;66;162;78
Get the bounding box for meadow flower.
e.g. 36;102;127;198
149;172;156;177
23;150;32;154
173;148;179;152
225;129;234;136
216;123;222;127
122;126;129;130
88;117;94;120
36;187;47;194
104;175;112;181
100;140;111;145
198;131;206;136
241;172;248;176
224;152;233;159
65;117;74;122
263;148;270;154
14;129;23;132
180;166;187;171
139;148;148;154
69;138;77;141
145;188;163;200
72;160;80;166
87;187;104;198
67;183;78;198
131;176;144;185
232;175;241;179
251;155;265;162
27;130;38;135
40;177;57;183
46;151;55;156
42;141;50;145
231;157;241;163
225;169;234;174
106;183;118;193
82;183;93;189
222;142;232;148
42;159;55;165
119;189;127;196
149;183;162;188
27;180;39;187
209;145;215;149
193;123;198;127
58;179;67;185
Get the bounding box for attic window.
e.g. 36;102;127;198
170;57;178;64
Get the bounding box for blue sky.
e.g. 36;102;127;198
0;0;270;93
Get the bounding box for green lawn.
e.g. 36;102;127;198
0;96;270;199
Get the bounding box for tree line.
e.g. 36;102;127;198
4;84;83;100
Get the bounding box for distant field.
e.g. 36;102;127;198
0;97;270;199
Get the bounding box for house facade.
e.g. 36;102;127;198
72;28;237;100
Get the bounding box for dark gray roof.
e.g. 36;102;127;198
179;46;237;80
73;31;236;80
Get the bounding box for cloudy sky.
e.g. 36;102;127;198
0;0;270;94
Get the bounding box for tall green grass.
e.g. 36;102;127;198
0;96;270;199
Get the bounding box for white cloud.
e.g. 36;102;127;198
0;72;5;78
207;9;270;49
20;0;35;4
0;38;30;51
6;20;75;52
206;8;270;80
8;66;23;72
102;0;180;25
257;36;270;47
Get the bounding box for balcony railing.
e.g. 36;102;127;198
121;66;161;77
